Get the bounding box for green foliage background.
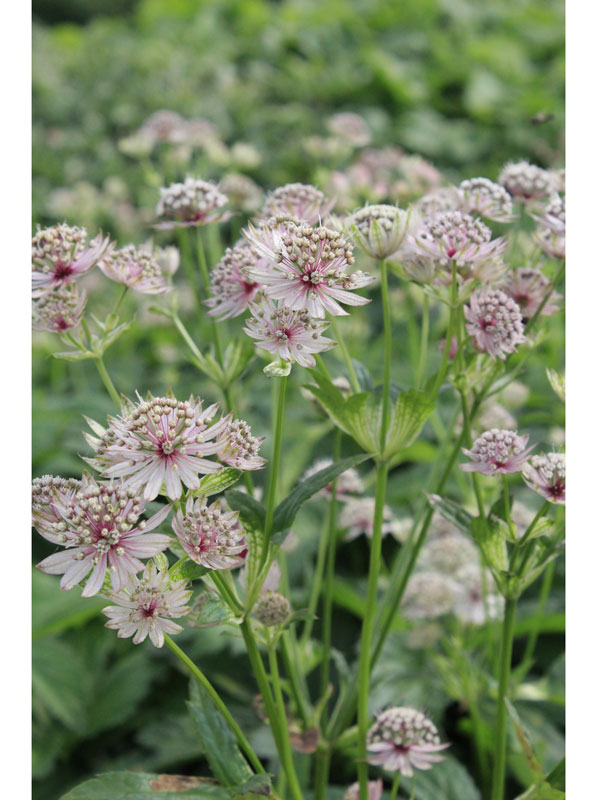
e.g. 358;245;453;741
32;1;564;798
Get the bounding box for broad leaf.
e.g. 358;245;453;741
60;771;229;799
187;591;236;628
192;468;242;497
226;491;266;532
32;639;91;733
383;388;435;460
396;754;481;800
170;558;209;583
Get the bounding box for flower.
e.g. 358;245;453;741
32;475;81;543
402;572;457;619
523;452;565;504
475;400;517;433
459;177;514;223
172;495;246;570
215;415;266;470
261;183;334;225
244;296;336;368
339;497;406;541
366;707;449;777
346;205;411;259
155;245;180;276
205;243;263;319
155;177;229;228
498;161;557;200
138;110;188;144
32;284;87;333
219;173;264;212
326;112;372;147
253;592;291;626
415;187;463;217
84;394;231;500
99;242;170;294
344;780;383;800
464;288;526;360
420;532;479;575
502;268;561;318
451;564;504;625
35;474;172;597
102;562;191;647
32;224;111;295
245;222;373;318
460;429;535;475
533;194;565;259
302;458;365;498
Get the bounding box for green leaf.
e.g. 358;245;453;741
32;568;105;639
60;771;230;799
428;494;475;536
101;317;135;351
263;360;292;377
383;389;435;460
471;516;509;587
271;453;371;536
32;638;91;733
546;758;565;791
229;774;272;798
187;680;254;788
51;348;95;361
226;491;266;532
222;340;256;385
192;468;242;498
506;698;544;777
187;591;236;628
170;557;209;583
396;754;481;800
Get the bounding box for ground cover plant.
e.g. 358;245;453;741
32;3;564;799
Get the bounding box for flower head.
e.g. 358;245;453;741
326;112;372;147
459;177;514;223
155;177;229;228
302;458;364;499
35;473;171;597
523;452;565;504
102;562;191;647
215;414;266;470
420;532;479;575
172;495;246;570
219;173;263;212
503;268;561;319
254;591;291;626
244;296;336;368
32;475;81;543
366;707;449;777
498;161;557;200
346;205;410;259
85;394;231;500
206;243;263;319
464;288;526;360
533;194;565;259
402;572;457;619
261;183;334;225
99;242;170;294
32;223;111;295
344;781;383;800
340;497;406;541
451;564;504;625
461;429;534;475
32;284;87;333
245;222;373;318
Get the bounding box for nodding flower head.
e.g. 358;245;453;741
503;268;562;319
102;562;191;648
523;452;565;504
172;495;246;570
32;284;87;334
84;394;234;501
244;221;373;319
346;204;411;259
99;242;170;294
464;288;526;360
244;296;336;368
32;223;111;295
459;177;515;223
215;415;266;471
498;161;557;201
35;473;172;597
366;707;449;777
460;428;535;476
206;243;263;319
261;183;334;226
155;177;229;228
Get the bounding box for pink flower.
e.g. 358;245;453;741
532;194;565;259
32;475;81;543
366;707;449;777
102;562;191;647
326;112;372;147
464;288;526;360
302;458;364;499
523;452;565;504
498;161;557;200
99;242;170;294
172;495;246;570
32;224;111;295
155;177;230;228
339;497;406;541
261;183;334;226
344;780;383;800
35;474;172;597
215;415;266;470
459;177;515;223
245;222;373;318
503;268;562;318
346;205;411;260
460;429;535;476
244;296;336;368
206;243;263;319
32;284;87;333
84;394;231;501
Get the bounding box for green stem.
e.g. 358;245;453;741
514;560;556;681
390;772;401;800
429;264;458;400
379;260;392;450
261;375;288;570
94;357;121;408
268;646;304;800
163;634;264;775
525;259;565;333
300;514;330;646
490;597;517;800
416;292;430;389
177;227;202;311
332;319;361;393
112;285;129;316
172;311;204;362
196;228;225;365
503;475;517;540
211;571;243;613
280;632;310;727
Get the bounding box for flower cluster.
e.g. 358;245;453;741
206;243;262;319
459;177;514;223
533;194;565;259
155;177;229;228
523;452;566;504
172;496;246;570
346;204;410;259
498;161;557;201
99;242;171;294
503;268;561;319
32;284;87;333
464;288;526;360
461;429;534;475
32;223;111;295
366;707;449;777
261;183;334;225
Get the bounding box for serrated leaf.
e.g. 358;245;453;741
60;771;229;799
428;494;475;536
187;680;254;787
191;468;242;498
188;591;235;628
383;389;435;459
271;453;371;536
471;516;509;580
169;557;209;582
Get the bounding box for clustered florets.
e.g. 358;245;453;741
366;707;449;777
261;183;333;226
464;288;526;360
459;177;514;222
503;268;561;318
216;416;267;470
346;204;410;259
206;243;262;319
99;243;170;294
172;496;246;570
461;428;534;475
32;223;110;295
156;177;229;227
253;591;291;626
498;161;557;200
32;284;87;333
523;452;566;504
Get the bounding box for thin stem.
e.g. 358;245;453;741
514;560;556;681
416;292;430;389
196;228;225;364
525;259;565;332
490;597;517;800
332;319;361;393
429;263;458;400
300;514;330;647
163;634;264;775
379;260;392;450
268;646;304;800
280;632;310;727
503;475;517;540
261;375;288;570
172;311;204;362
112;285;129;316
177;227;202;311
211;571;243;613
390;772;401;800
94;357;121;408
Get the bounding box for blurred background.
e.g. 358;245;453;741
32;2;565;798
